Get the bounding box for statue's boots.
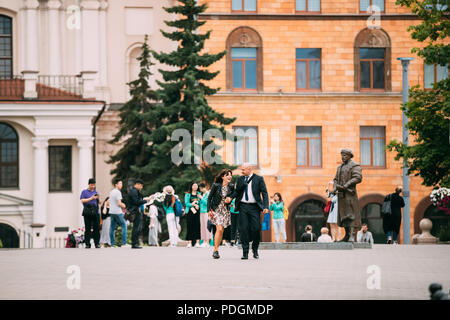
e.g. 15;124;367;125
339;227;350;242
348;227;355;243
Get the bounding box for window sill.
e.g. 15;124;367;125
360;166;386;170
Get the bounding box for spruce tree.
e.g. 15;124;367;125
108;35;160;190
142;0;235;194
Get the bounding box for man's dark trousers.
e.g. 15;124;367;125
239;203;261;254
131;210;142;247
84;214;100;247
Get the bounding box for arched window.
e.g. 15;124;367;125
226;26;263;92
423;205;450;242
361;203;385;243
0;14;13;78
0;123;18;188
354;28;391;92
128;46;142;83
0;223;19;248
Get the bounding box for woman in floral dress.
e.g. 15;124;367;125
207;169;234;259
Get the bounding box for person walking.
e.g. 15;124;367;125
228;163;269;260
207;169;235;259
146;196;161;246
128;179;149;249
300;225;317;242
80;178;101;249
185;182;202;248
163;185;178;247
100;197;111;248
109;179;128;247
199;183;212;247
383;187;405;244
269;193;287;243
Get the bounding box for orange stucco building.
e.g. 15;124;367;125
196;0;446;243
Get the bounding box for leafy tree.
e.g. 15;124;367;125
387;0;449;187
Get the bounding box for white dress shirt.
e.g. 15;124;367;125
241;173;256;203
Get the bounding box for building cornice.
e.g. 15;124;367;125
198;13;423;21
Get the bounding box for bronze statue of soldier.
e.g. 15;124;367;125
332;149;363;242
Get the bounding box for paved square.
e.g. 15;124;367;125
1;245;449;300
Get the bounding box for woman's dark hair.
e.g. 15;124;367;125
164;194;174;207
101;197;110;210
188;182;199;194
214;169;232;184
273;192;283;202
305;225;312;232
199;183;206;189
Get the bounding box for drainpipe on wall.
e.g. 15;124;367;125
397;57;413;245
92;102;107;180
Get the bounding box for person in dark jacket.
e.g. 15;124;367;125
128;179;149;249
300;225;317;242
207;169;235;259
383;187;405;244
228;163;269;260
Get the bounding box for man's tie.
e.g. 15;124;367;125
244;176;249;201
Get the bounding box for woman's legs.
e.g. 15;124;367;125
330;224;337;241
166;214;178;246
214;225;224;252
273;219;280;242
280;219;287;241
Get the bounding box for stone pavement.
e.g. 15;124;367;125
0;245;449;300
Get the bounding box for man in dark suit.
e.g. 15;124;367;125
128;179;149;249
227;163;269;260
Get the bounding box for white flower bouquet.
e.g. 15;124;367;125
430;188;450;215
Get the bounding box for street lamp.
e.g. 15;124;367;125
397;57;414;245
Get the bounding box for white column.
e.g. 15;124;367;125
47;0;62;76
77;137;94;227
22;70;38;99
23;0;40;71
32;137;48;248
80;1;100;82
99;1;108;88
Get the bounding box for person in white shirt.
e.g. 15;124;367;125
317;227;333;243
357;223;374;245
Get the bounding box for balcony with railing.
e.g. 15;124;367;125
0;71;97;101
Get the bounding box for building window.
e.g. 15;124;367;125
360;0;385;12
233;126;258;166
232;0;257;12
354;28;391;92
0;15;12;78
232;48;257;90
359;48;385;90
0;123;18;188
226;27;263;91
49;146;72;192
296;126;322;167
296;49;321;90
296;0;321;12
360;126;385;167
424;63;449;89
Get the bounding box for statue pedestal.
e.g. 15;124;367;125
413;218;438;245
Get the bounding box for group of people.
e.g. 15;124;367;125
299;224;374;245
79;148;405;254
80;178;149;249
